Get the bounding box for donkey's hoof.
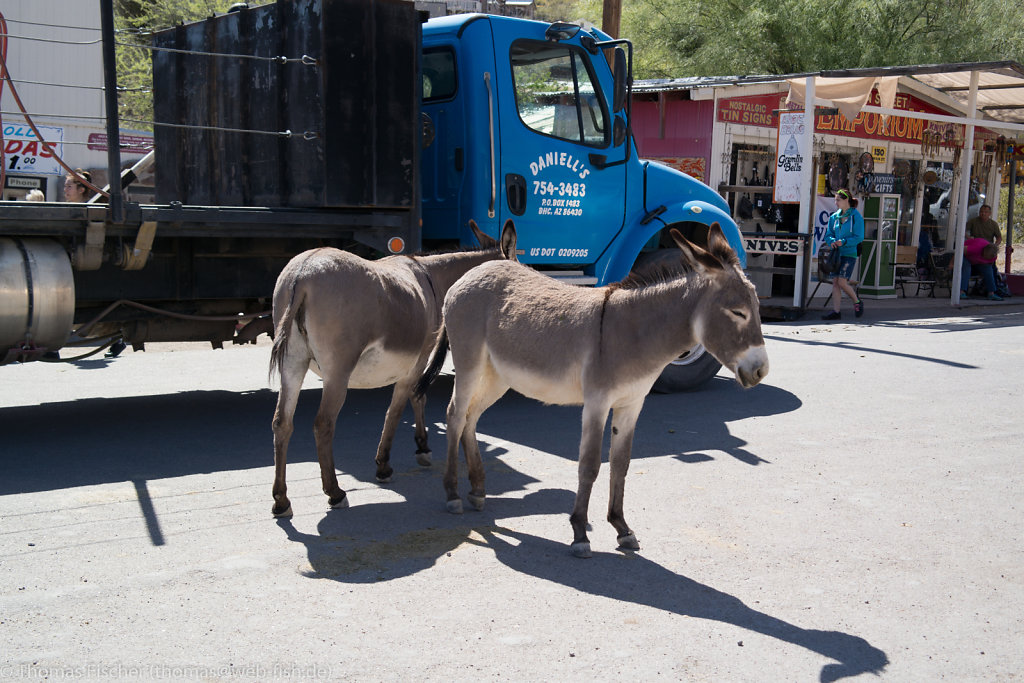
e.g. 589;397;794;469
415;450;432;467
272;503;293;518
375;471;393;484
446;498;464;514
616;532;640;551
467;493;485;511
329;495;349;510
570;542;592;559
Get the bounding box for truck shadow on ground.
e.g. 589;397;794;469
277;484;886;683
2;361;797;496
418;373;801;468
0;385;443;496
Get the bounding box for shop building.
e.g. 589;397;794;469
631;63;1024;308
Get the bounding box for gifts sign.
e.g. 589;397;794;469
774;112;805;204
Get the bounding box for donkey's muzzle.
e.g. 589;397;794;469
734;346;769;388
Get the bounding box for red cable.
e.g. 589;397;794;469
1;12;8;195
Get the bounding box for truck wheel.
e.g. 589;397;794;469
651;345;722;393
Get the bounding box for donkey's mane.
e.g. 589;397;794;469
607;254;694;291
406;243;497;260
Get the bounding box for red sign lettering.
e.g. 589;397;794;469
718;90;961;144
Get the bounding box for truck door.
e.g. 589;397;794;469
491;27;626;267
420;45;465;242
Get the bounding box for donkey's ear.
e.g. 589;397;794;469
705;222;742;268
469;219;498;249
670;227;722;273
500;219;518;261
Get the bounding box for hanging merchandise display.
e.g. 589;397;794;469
855;151;874;194
826;154;848;194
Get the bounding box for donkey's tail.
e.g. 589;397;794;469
414;327;449;399
268;282;306;383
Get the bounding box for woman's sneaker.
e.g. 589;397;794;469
853;300;864;318
822;311;841;320
987;292;1004;301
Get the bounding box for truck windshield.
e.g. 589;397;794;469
510;41;607;146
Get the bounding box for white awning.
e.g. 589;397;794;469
786;76;899;123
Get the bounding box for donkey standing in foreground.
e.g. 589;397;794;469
416;223;768;557
268;220;517;517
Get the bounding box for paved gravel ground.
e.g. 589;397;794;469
2;305;1023;681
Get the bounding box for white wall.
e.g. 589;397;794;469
2;1;148;199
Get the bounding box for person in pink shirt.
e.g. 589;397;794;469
961;237;1002;300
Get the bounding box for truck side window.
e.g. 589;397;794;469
510;41;607;146
423;48;457;101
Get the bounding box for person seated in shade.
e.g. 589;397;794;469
961;237;1002;301
966;204;1002;246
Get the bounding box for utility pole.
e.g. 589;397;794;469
602;0;621;38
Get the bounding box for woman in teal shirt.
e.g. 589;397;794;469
821;189;865;320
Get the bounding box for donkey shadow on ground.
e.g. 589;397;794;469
267;375;876;681
278;480;885;683
475;525;888;683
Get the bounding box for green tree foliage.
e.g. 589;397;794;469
115;0;1024;124
1000;184;1024;244
535;0;591;22
115;0;238;128
539;0;1024;78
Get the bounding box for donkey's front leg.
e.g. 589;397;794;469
374;381;422;483
570;402;611;558
607;398;645;551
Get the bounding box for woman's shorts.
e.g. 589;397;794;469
836;256;857;280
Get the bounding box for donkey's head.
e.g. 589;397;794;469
670;224;769;388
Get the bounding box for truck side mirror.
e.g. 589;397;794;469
612;47;628;113
613;116;627;147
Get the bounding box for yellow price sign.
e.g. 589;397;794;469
871;146;887;165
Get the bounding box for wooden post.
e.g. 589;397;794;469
602;0;621;38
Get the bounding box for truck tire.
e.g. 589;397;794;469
651;344;722;393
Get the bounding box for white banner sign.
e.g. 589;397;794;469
813;195;838;257
774;112;805;204
2;124;64;175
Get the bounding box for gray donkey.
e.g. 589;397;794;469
416;223;768;557
268;220;517;517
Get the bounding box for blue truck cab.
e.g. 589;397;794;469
419;14;746;286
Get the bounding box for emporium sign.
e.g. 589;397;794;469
717;91;955;145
